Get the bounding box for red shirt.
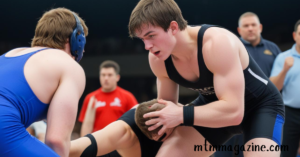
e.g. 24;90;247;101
78;86;138;132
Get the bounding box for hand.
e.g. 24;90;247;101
176;103;185;107
143;99;183;135
283;56;294;72
87;96;96;110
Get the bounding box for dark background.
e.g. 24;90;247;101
0;0;298;114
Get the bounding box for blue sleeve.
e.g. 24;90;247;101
270;54;284;77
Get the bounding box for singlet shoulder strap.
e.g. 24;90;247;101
197;24;213;71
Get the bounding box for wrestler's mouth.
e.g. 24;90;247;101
154;51;160;56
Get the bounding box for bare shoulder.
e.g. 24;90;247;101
113;120;131;130
202;27;240;72
204;27;238;49
118;120;132;131
42;49;78;64
110;120;134;139
33;49;85;90
38;49;84;74
148;53;168;78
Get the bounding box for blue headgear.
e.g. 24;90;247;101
70;13;86;62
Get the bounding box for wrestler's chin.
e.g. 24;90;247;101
156;52;171;61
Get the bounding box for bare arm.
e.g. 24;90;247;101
269;71;288;91
31;121;47;143
26;127;35;136
193;34;245;127
144;33;244;134
46;60;85;157
80;96;96;137
270;56;294;91
36;133;46;143
149;53;179;103
70;120;136;157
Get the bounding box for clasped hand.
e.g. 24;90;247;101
143;99;183;136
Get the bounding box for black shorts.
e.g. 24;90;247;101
191;94;285;146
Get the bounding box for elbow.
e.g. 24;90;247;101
46;136;69;157
46;137;65;148
230;103;244;126
232;111;244;126
80;124;92;137
46;135;69;150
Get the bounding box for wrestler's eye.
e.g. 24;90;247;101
149;35;154;38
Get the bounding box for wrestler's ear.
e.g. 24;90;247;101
169;21;179;35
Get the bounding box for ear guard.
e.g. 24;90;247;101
70;13;86;62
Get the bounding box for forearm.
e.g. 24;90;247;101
80;122;94;137
193;100;243;128
46;138;70;157
269;70;288;91
81;106;96;136
37;133;46;143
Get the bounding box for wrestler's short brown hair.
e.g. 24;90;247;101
99;60;120;75
238;12;260;27
128;0;187;38
135;99;166;139
31;8;88;49
294;20;300;32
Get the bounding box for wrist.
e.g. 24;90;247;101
179;106;184;124
176;103;184;107
282;68;290;74
182;106;194;126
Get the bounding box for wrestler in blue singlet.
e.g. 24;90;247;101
0;48;59;156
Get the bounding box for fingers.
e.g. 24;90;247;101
158;125;167;136
143;110;160;118
150;103;163;110
145;118;160;126
157;99;169;105
93;97;97;108
90;95;95;101
148;121;162;131
88;96;96;108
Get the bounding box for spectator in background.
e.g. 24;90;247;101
214;12;281;157
238;12;281;76
78;60;138;136
270;20;300;157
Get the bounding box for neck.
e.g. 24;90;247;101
171;26;197;61
102;86;117;93
295;44;300;54
249;37;261;47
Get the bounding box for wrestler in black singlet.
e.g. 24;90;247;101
164;24;285;146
